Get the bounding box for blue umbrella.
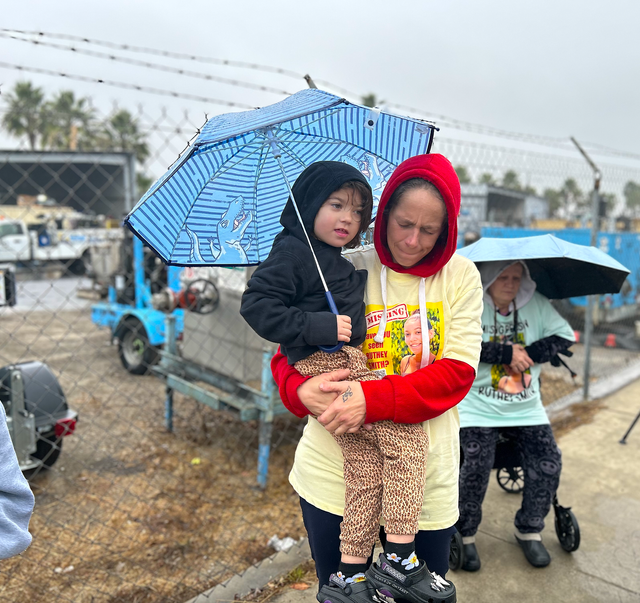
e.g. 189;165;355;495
125;88;435;268
126;88;435;352
457;234;630;299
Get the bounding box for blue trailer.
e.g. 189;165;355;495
91;235;185;374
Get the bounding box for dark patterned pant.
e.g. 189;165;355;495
457;425;562;536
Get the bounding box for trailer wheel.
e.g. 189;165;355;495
69;250;93;276
118;319;159;375
31;430;63;468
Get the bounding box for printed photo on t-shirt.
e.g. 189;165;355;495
362;303;444;377
490;332;532;394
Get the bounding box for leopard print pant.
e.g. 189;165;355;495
295;346;429;558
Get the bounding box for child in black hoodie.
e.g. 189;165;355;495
241;162;437;603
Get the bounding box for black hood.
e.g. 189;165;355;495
279;161;370;243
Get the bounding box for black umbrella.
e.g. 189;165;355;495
457;234;630;299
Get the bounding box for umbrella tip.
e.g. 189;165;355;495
304;74;317;89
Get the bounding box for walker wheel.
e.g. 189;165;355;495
554;506;580;552
496;466;524;493
448;531;464;571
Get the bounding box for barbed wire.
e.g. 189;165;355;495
0;62;255;109
1;29;305;79
2;29;640;162
0;32;294;97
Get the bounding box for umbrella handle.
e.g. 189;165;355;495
318;291;345;353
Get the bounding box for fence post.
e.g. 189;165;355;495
570;137;602;401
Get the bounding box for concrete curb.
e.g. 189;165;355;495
184;539;311;603
184;361;640;603
546;357;640;419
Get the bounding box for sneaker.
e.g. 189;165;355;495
366;553;456;603
317;573;384;603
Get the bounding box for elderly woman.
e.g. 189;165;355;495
456;260;575;570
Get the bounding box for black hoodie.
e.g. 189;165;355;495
240;161;370;364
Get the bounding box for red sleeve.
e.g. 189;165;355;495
272;348;475;424
361;358;476;424
270;348;312;418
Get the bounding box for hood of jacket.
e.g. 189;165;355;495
278;161;370;245
479;259;537;311
373;153;460;278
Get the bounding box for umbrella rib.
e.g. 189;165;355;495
168;140;263;260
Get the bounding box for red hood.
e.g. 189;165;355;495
373;154;460;278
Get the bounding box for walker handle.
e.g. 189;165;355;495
318;291;344;353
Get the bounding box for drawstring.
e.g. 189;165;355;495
493;302;518;344
374;265;388;343
419;278;429;369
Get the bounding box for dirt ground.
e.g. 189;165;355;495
0;308;307;603
0;306;631;603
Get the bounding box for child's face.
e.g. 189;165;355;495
313;188;364;248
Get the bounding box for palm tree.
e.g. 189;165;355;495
501;170;522;191
100;109;149;164
1;81;47;149
560;178;585;213
479;173;496;185
43;90;96;150
454;165;472;184
623;181;640;216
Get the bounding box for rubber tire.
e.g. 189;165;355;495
555;508;581;552
449;530;464;571
31;430;63;468
68;251;93;276
496;466;524;493
118;320;159;375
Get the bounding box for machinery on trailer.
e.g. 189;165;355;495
0;263;78;471
91;232;186;374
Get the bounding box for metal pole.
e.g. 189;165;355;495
165;314;177;432
570;138;601;401
257;347;276;489
620;409;640;444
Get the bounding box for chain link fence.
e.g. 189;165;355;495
0;96;639;603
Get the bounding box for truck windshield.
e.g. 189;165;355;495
0;223;24;238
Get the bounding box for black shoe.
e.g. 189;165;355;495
317;573;384;603
365;553;456;603
515;535;551;568
461;542;481;572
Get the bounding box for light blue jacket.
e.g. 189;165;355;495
0;403;35;559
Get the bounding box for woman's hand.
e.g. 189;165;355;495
510;344;534;373
296;368;350;416
316;381;367;435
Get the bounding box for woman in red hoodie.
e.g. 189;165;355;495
271;154;483;603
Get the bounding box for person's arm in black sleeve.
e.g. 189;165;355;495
479;341;513;365
525;336;573;364
240;251;338;347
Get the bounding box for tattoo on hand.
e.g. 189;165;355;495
342;386;353;404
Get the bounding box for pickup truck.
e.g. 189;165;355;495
0;218;123;274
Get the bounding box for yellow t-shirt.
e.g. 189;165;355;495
289;247;483;530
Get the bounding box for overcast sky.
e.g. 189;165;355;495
2;0;639;158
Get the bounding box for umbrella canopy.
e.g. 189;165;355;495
125;88;435;266
456;234;630;299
